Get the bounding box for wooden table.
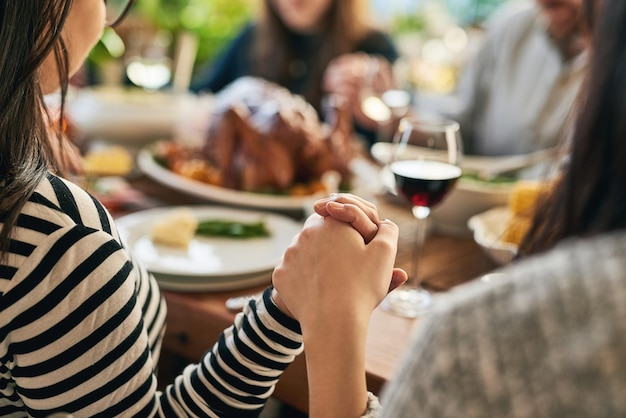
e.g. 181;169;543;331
120;175;497;413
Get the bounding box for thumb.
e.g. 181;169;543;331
388;268;408;292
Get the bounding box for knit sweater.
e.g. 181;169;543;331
379;231;626;417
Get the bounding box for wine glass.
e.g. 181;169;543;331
125;30;172;91
381;116;463;317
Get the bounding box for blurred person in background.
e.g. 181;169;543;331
190;0;399;147
415;0;587;155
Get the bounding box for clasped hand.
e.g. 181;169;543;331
272;194;407;329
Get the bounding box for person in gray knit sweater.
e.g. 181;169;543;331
377;0;626;415
281;0;626;416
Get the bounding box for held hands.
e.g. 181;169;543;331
271;194;406;418
272;194;407;326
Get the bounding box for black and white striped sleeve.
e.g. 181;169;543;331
3;223;302;417
160;287;303;417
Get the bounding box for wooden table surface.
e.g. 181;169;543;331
118;174;498;413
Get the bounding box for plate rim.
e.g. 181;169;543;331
115;205;303;277
152;271;272;292
467;206;518;265
137;147;325;210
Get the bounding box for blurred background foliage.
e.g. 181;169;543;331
90;0;254;72
134;0;255;65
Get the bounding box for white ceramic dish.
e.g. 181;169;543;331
467;206;518;265
149;271;272;292
137;147;380;211
430;178;514;235
115;206;303;279
137;149;324;210
67;87;197;144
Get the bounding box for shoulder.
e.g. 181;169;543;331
231;22;257;47
435;231;626;317
484;0;540;40
28;173;116;236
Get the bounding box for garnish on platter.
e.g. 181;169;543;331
152;77;358;198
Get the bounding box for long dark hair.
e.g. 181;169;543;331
252;0;369;110
521;0;626;254
0;0;71;257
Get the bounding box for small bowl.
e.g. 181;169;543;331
431;178;514;235
67;87;202;146
467;206;518;265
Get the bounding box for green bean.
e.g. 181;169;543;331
196;219;270;238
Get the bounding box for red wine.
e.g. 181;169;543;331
390;160;462;208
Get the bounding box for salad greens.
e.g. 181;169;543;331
461;171;518;185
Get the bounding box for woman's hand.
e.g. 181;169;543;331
272;213;403;329
323;52;394;131
315;193;406;289
313;193;380;243
271;213;405;417
272;194;407;318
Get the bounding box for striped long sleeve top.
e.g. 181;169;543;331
0;173;303;417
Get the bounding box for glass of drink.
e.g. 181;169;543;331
381;116;463;317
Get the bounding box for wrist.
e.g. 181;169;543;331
303;323;369;418
270;287;295;319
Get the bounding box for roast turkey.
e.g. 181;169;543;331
202;77;356;193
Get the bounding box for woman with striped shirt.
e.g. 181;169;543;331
0;0;405;416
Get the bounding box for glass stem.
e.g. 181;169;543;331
376;121;389;143
407;206;430;289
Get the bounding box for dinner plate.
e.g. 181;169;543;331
137;148;326;210
116;206;303;280
148;271;273;292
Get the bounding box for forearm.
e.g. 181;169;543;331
303;316;370;418
163;287;304;415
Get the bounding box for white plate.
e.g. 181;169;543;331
116;206;302;279
137;147;380;211
137;148;327;210
467;207;518;265
150;271;272;292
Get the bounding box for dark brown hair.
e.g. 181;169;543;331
521;0;626;254
0;0;71;257
252;0;369;110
